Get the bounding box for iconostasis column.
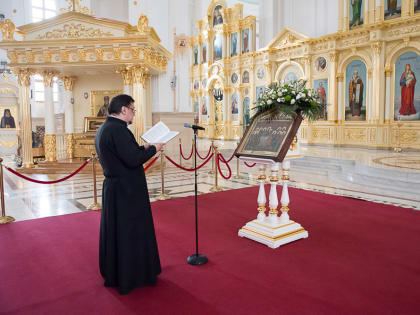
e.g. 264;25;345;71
131;65;149;144
43;71;57;162
329;53;338;122
384;67;392;124
302;57;311;87
337;73;344;123
375;0;384;22
208;30;214;64
367;69;373;122
342;0;348;31
339;0;344;31
16;69;34;168
402;0;411;17
62;76;76;159
120;68;133;96
223;30;228;59
371;41;385;124
223;87;229;124
366;0;373;25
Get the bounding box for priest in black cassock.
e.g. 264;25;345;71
95;94;164;295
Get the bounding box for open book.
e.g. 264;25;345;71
141;121;179;144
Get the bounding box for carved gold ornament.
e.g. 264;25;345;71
15;68;33;86
7;51;17;63
137;14;150;33
95;48;104;61
25;51;34;63
44;134;57;162
65;134;74;159
77;48;87;61
0;19;15;41
62;76;76;91
36;23;113;40
42;71;56;87
43;50;52;63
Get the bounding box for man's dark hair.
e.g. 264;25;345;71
108;94;135;115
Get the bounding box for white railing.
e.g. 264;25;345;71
56;133;66;160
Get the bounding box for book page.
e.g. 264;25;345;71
157;130;179;143
141;121;170;143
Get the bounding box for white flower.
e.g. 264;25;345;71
267;100;273;105
277;98;281;102
291;99;295;104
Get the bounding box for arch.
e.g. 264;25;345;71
385;43;420;69
0;79;19;98
274;61;304;82
338;50;371;74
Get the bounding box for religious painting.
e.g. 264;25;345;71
257;67;265;80
213;34;223;61
231;32;238;57
202;78;207;89
0;107;16;128
284;72;298;84
394;51;420;121
256;86;266;102
231;93;239;116
213;5;223;26
415;0;420;13
32;126;45;148
235;109;303;162
201;97;208;116
316;57;327;72
194;80;199;90
243;97;251;127
193;45;199;65
384;0;401;19
349;0;363;28
242;70;250;84
231;73;238;84
201;43;207;64
345;60;367;121
84;117;106;133
194;100;199;124
90;90;122;117
242;29;250;54
314;79;328;120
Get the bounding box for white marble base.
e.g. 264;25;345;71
238;218;308;248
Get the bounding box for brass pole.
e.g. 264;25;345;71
210;146;222;192
0;158;15;224
208;139;215;174
233;141;242;179
156;149;170;200
87;152;101;210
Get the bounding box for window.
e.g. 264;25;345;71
32;0;56;23
33;74;59;103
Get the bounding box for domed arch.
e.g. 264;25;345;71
385;43;420;69
274;61;304;82
207;0;228;27
338;50;371;74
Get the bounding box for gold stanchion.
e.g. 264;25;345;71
233;141;243;179
87;152;101;210
0;158;15;224
208;139;215;174
156;149;170;200
210;146;223;192
179;138;183;167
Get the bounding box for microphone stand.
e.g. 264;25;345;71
187;127;208;265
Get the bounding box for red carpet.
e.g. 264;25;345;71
1;186;420;315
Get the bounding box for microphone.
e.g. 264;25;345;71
184;123;205;131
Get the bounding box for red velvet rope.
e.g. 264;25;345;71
165;153;214;172
196;146;212;160
144;156;159;171
4;160;89;184
179;143;194;160
217;153;232;180
244;162;256;168
223;152;235;163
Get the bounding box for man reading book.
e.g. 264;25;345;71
95;94;164;295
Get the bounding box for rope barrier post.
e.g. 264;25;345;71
208;139;215;175
0;158;15;224
156;149;170;200
233;141;243;179
179;138;183;167
210;146;223;192
87;152;101;211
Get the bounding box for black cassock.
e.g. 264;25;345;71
95;116;161;294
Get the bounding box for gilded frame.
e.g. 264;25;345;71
90;89;123;116
84;116;106;133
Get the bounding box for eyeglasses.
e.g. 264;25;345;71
127;106;136;114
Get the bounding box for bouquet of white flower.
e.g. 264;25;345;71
253;80;325;121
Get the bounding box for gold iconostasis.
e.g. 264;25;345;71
190;0;420;150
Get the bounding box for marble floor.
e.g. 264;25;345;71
1;140;420;222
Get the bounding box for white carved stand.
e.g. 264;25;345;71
238;140;308;248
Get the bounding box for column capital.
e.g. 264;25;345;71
117;67;133;86
336;73;344;82
14;68;34;86
43;70;57;87
385;67;393;77
62;76;76;91
131;65;149;84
